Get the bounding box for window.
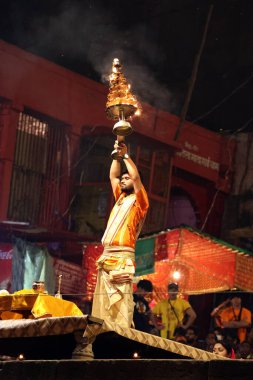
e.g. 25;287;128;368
8;111;66;225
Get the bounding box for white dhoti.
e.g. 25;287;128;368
91;246;135;328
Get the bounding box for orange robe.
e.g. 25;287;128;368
92;185;149;328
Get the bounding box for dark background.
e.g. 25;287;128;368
1;0;253;134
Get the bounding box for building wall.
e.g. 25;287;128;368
221;133;253;250
0;39;234;239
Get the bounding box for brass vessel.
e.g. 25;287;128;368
106;58;139;159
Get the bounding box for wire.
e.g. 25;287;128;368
192;72;253;124
200;189;219;232
36;289;253;297
199;115;253;232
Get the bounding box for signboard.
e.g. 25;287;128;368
54;258;87;296
0;243;13;292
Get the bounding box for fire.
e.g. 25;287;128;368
134;108;142;116
106;58;140;119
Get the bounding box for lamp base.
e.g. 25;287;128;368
112;120;132;136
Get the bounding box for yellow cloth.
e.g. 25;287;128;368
12;290;38;311
0;311;24;320
0;295;12;311
0;291;83;319
152;298;191;339
31;294;83;318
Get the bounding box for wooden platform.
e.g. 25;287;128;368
0;359;253;380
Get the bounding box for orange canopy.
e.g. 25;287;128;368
142;227;252;298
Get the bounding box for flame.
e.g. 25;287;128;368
106;58;140;116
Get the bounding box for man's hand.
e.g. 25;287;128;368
222;321;235;328
155;323;165;330
177;322;187;330
114;140;127;158
223;320;250;328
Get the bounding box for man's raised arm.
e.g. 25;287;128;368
109;153;121;195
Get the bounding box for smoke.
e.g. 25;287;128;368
10;1;179;113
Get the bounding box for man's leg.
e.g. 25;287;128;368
72;317;103;360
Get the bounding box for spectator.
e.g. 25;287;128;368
185;326;205;348
152;282;196;339
211;294;251;343
237;340;253;359
213;340;235;358
205;330;217;352
174;327;187;343
133;280;159;334
247;327;253;346
213;327;225;342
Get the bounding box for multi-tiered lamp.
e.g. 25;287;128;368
106;58;140;159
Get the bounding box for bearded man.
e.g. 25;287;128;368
92;140;149;328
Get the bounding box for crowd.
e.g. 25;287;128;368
133;280;253;359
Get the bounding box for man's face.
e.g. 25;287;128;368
168;287;178;300
185;329;197;343
231;296;241;308
206;333;216;345
239;342;251;358
137;287;147;297
137;287;152;301
120;174;134;193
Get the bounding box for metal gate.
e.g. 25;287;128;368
8;112;65;226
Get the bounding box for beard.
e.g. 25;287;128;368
121;186;134;195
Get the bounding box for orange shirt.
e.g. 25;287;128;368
219;306;251;342
105;185;149;249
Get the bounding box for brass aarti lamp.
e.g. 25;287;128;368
106;58;139;159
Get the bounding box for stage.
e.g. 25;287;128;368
1;315;253;380
0;359;252;380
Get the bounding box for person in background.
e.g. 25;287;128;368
204;330;217;352
213;327;225;342
247;327;253;346
174;327;187;343
211;294;251;343
185;326;204;349
152;282;196;339
213;340;235;358
236;340;253;359
133;279;160;334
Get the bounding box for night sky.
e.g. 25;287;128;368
1;0;253;133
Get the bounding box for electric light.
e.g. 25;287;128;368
172;270;181;280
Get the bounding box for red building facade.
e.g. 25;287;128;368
0;40;234;246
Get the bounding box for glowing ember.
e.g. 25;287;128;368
106;58;140;120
